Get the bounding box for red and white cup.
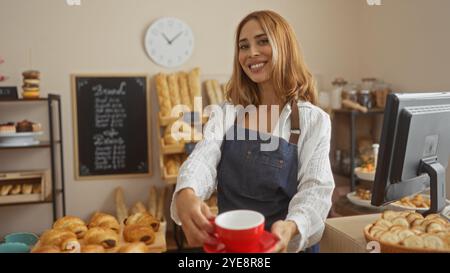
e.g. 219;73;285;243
209;210;265;253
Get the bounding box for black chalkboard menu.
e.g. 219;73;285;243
72;75;152;179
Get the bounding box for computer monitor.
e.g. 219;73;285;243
371;92;450;215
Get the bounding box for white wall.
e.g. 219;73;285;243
0;0;362;236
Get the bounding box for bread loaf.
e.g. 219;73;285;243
155;73;172;117
167;73;181;107
178;72;192;110
188;67;201;107
205;80;218;105
212;79;224;103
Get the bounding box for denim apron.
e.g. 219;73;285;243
217;100;301;230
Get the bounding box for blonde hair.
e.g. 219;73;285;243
226;10;317;106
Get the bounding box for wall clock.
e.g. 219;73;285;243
144;17;194;68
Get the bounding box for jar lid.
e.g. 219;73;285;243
332;77;348;86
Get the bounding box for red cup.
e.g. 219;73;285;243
209;210;265;253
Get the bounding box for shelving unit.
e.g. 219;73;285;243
332;108;384;192
0;94;66;223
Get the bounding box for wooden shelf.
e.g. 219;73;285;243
333;108;385;115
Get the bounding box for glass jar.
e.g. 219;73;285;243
331;78;347;109
358;90;373;109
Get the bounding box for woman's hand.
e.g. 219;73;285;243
175;188;217;247
270;220;299;253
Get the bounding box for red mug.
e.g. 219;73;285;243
208;210;265;253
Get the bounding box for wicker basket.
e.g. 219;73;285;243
363;224;449;253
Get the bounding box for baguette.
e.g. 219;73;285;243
167;73;181;107
155;73;172;117
1;184;13;196
129;201;147;215
205;80;218;105
188;67;201;107
342;99;368;113
212;80;224;103
178;72;192;110
10;184;21;195
156;187;168;221
115;187;129;224
148;186;158;217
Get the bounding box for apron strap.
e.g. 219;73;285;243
289;99;300;144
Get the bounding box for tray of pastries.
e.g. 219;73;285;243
31;211;166;253
387;194;450;212
364;210;450;253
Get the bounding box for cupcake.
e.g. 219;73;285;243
16;120;33;132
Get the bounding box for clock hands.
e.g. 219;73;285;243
161;31;184;45
168;31;183;44
161;33;172;45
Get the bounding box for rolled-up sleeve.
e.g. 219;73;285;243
285;110;335;252
170;104;228;225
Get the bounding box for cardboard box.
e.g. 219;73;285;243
320;214;380;253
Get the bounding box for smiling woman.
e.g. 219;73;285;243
171;10;334;253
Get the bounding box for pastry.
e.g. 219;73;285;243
0;122;16;133
123;224;155;245
177;72;192;110
167;73;181;108
155;73;172;117
16;120;33;132
22;70;40;79
125;212;160;232
379;231;401;245
10;184;21;195
84;227;120;249
406;212;424;224
22;184;33;194
32;123;42;132
375;219;392;229
32;184;41;194
188;67;201;106
1;184;13;196
128;201;148;216
53;216;88;239
391;216;409;228
426;222;445;233
31;245;61;253
402;235;424;248
421;234;446;250
81;244;105;253
39;229;80;253
397;229;415;241
382;210;398;222
88;212;120;234
119;242;149;253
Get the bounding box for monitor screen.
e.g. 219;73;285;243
371;92;450;214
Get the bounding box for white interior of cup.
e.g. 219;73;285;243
215;210;264;230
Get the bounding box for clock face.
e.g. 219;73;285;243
144;17;194;68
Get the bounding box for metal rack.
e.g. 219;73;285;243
333;108;385;192
0;94;66;222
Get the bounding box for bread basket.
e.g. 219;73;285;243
363;223;449;253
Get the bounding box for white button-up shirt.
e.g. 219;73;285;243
170;100;335;252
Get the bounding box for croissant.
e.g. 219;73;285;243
88;212;120;234
119;242;149;253
39;229;80;253
402;235;424;248
81;244;106;253
31;245;61;253
125;212;160;232
53;216;88;239
84;227;120;249
422;234;446;250
123;224;155;245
